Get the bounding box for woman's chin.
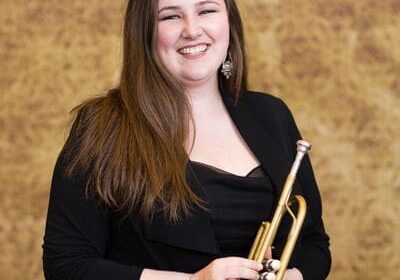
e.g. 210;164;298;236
180;72;216;87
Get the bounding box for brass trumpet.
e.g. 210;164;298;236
248;140;311;280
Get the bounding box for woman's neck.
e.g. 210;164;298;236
185;81;225;119
184;81;229;154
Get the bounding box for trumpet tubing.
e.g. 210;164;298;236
249;140;311;280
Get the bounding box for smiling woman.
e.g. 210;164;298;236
42;0;331;280
156;0;230;87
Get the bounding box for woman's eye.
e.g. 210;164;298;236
199;10;217;15
160;15;180;21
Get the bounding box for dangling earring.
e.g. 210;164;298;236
221;52;233;80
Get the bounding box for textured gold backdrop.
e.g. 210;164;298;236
0;0;399;279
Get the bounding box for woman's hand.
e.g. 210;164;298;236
283;268;303;280
263;247;303;280
190;257;263;280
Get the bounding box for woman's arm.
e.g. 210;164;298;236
141;257;263;280
42;153;143;280
283;101;332;279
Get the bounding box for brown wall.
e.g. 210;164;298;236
1;0;399;279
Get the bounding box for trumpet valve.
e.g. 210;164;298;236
259;272;277;280
263;259;281;272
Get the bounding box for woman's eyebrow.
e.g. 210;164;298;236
158;6;180;14
196;1;220;7
158;1;220;13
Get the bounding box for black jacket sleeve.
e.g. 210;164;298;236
231;92;331;279
283;100;332;279
42;153;144;280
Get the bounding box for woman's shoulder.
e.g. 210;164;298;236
241;90;286;106
68;88;123;138
61;89;124;166
240;90;291;118
74;88;122;120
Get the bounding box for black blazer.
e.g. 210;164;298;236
43;91;331;280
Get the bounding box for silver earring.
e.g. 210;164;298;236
221;52;233;80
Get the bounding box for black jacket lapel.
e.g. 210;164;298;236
144;166;220;256
221;92;295;198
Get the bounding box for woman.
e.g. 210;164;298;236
43;0;331;279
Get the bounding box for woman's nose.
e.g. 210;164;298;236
182;17;202;39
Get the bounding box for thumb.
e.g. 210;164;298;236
264;247;272;260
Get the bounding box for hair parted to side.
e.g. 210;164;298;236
64;0;248;222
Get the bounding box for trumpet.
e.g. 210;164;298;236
248;140;311;280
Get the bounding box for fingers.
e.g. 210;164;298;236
217;257;262;279
221;256;263;271
224;265;259;279
192;256;264;280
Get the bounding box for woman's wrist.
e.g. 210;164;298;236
140;268;192;280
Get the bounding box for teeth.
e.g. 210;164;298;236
179;44;208;56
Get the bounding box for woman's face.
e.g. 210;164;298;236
156;0;230;89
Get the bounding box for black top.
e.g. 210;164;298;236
190;161;275;257
43;91;331;280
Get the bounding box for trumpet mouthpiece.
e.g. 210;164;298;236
296;140;311;153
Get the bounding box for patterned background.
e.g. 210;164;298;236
0;0;399;279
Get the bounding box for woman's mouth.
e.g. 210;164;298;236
178;44;210;57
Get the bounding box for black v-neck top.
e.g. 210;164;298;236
190;161;275;257
43;91;331;280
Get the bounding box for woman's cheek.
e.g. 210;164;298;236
157;24;178;53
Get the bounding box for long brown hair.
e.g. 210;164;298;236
65;0;248;222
